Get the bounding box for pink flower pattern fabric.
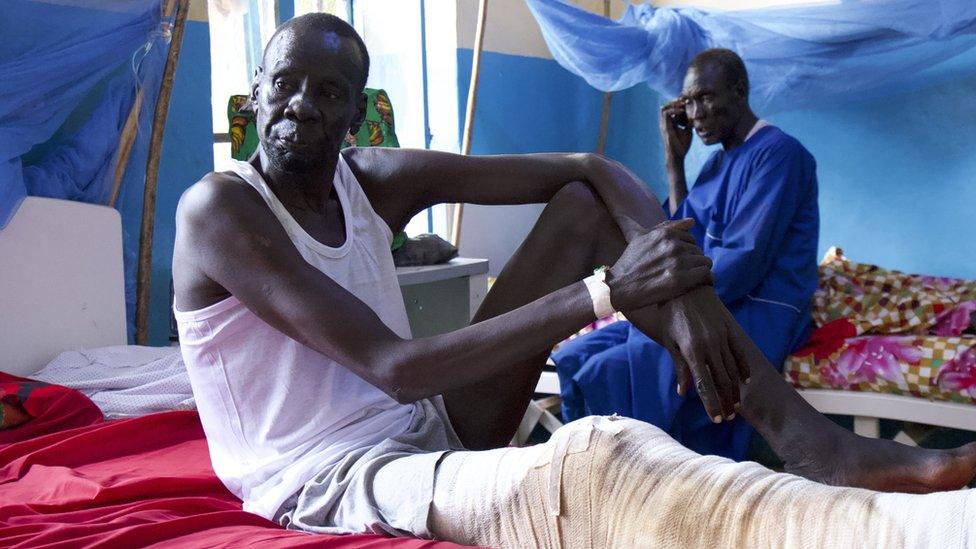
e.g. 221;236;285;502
937;348;976;399
791;334;976;404
786;248;976;405
822;336;919;389
932;300;976;337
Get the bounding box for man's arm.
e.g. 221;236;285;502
665;160;689;217
343;147;748;416
344;148;662;242
175;177;711;404
659;99;693;216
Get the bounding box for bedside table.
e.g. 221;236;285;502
396;258;489;338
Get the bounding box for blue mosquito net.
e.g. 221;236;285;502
526;0;976;113
1;0;171;335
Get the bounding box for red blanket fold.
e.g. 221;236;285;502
0;373;103;443
0;374;472;549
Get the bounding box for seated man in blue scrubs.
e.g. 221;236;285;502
553;48;818;460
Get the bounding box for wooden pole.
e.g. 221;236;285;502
596;92;612;154
595;0;612;155
135;0;189;345
108;90;143;207
450;0;489;248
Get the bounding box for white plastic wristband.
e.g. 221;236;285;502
583;269;616;319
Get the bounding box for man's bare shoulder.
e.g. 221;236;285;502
173;170;287;310
177;170;267;230
340;147;455;204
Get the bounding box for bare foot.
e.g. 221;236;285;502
784;433;976;493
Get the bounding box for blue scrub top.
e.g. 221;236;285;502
672;124;819;315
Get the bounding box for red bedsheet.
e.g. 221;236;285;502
0;374;472;549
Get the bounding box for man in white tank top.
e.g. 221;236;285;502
172;13;976;543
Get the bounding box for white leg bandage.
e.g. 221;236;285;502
430;416;975;548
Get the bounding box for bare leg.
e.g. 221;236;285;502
441;182;636;449
624;288;976;493
731;315;976;492
444;180;976;491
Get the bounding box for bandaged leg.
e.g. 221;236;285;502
430;416;975;548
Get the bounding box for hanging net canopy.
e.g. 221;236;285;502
525;0;976;113
0;0;168;225
1;0;171;331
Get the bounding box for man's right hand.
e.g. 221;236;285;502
625;288;751;422
607;219;713;311
660;99;693;164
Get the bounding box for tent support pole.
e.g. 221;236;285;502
596;0;612;154
108;91;143;208
450;0;488;248
135;0;189;345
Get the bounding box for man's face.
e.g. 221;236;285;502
680;63;745;147
251;29;366;175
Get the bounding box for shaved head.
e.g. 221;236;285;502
263;13;370;90
249;13;370;176
687;48;749;97
680;48;753;147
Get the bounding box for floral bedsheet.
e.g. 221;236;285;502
785;248;976;404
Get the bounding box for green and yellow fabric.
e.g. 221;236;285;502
227;88;400;161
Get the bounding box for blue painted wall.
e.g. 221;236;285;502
457;49;602;154
457;47;976;281
456;48;664;193
602;84;666;198
147;20;214;345
455;48;666;274
769;72;976;280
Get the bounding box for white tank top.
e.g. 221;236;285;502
174;156;414;519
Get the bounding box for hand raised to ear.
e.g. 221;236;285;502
660;99;692;163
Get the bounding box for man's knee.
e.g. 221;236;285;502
544;181;614;240
555;415;663;457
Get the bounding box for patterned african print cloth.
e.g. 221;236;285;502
227;88;399;162
786;247;976;405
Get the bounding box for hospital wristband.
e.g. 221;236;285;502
583;267;616;320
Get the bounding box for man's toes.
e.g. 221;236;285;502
953;442;976;461
919;445;976;491
950;442;976;477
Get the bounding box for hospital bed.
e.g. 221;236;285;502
0;197;471;548
783;249;976;443
1;197;127;377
